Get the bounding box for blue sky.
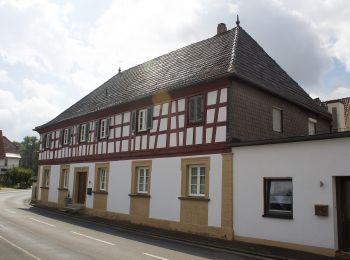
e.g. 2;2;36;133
0;0;350;141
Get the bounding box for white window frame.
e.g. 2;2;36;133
63;129;70;145
99;168;107;191
100;119;107;139
137;167;149;193
308;118;317;135
80;124;87;142
272;107;282;132
188;165;206;197
62;169;69;189
138;109;148;132
44;170;50;187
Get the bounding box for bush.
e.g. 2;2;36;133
7;167;34;188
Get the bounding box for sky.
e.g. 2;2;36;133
0;0;350;141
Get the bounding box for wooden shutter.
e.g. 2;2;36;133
188;97;196;123
106;118;111;137
42;134;47;148
77;125;81;143
68;128;72;144
196;95;203;122
131;111;136;132
59;130;63;146
146;107;153;130
85;123;90;142
94;120;100;140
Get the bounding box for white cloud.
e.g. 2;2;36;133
0;69;12;83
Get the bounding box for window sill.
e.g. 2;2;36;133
178;196;210;201
128;193;151;198
40;187;49;189
57;188;68;191
262;213;293;219
187;121;203;127
93;190;108;195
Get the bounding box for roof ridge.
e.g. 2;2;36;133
228;26;239;72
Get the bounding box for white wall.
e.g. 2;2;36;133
232;137;350;250
6;157;20;168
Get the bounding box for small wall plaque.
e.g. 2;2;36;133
87;188;92;195
315;204;328;217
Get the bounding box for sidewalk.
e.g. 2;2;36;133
32;203;337;260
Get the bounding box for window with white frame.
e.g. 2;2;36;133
188;95;203;123
308;118;317;135
43;169;50;187
80;124;87;142
189;166;206;196
98;168;107;191
138;109;148;132
272;107;283;132
100;119;107;139
45;133;51;148
62;169;69;189
63;129;70;145
137;167;149;193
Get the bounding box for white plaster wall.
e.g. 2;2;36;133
38;166;43;200
149;157;181;221
208;154;222;227
48;165;60;203
232;137;350;250
107;160;131;214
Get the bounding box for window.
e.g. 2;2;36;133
100;119;107;139
98;168;107;191
180;157;210;199
63;128;70;145
131;107;153;133
332;107;338;131
138;109;148;132
188;95;203;123
264;178;293;218
137;168;149;193
45;133;51;148
308;118;317;135
94;163;109;192
79;124;87;142
42;169;50;188
272;107;283;132
130;160;152;196
59;167;69;189
189;166;206;196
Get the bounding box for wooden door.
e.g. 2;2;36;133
77;172;87;204
338;177;350;252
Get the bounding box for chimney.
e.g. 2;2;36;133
217;23;227;35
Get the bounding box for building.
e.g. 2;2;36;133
34;20;345;256
0;130;21;174
323;97;350;132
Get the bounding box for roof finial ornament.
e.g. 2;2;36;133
236;14;240;26
118;67;121;73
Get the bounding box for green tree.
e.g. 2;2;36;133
19;136;39;175
7;167;33;188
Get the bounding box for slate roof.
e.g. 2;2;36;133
36;25;330;130
3;136;19;154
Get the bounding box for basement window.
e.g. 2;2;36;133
263;178;293;219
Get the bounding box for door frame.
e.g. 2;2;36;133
336;176;350;252
73;167;89;204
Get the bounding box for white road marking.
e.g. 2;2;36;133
28;218;56;227
71;231;115;245
5;209;16;214
0;235;41;260
143;253;169;260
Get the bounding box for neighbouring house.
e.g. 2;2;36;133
322;97;350;132
0;130;21;175
34;20;350;256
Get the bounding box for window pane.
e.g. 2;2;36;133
190;184;197;194
199;184;205;195
269;180;292;211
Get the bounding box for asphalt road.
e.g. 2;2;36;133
0;190;266;260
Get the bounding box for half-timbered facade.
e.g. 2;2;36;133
34;21;334;249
